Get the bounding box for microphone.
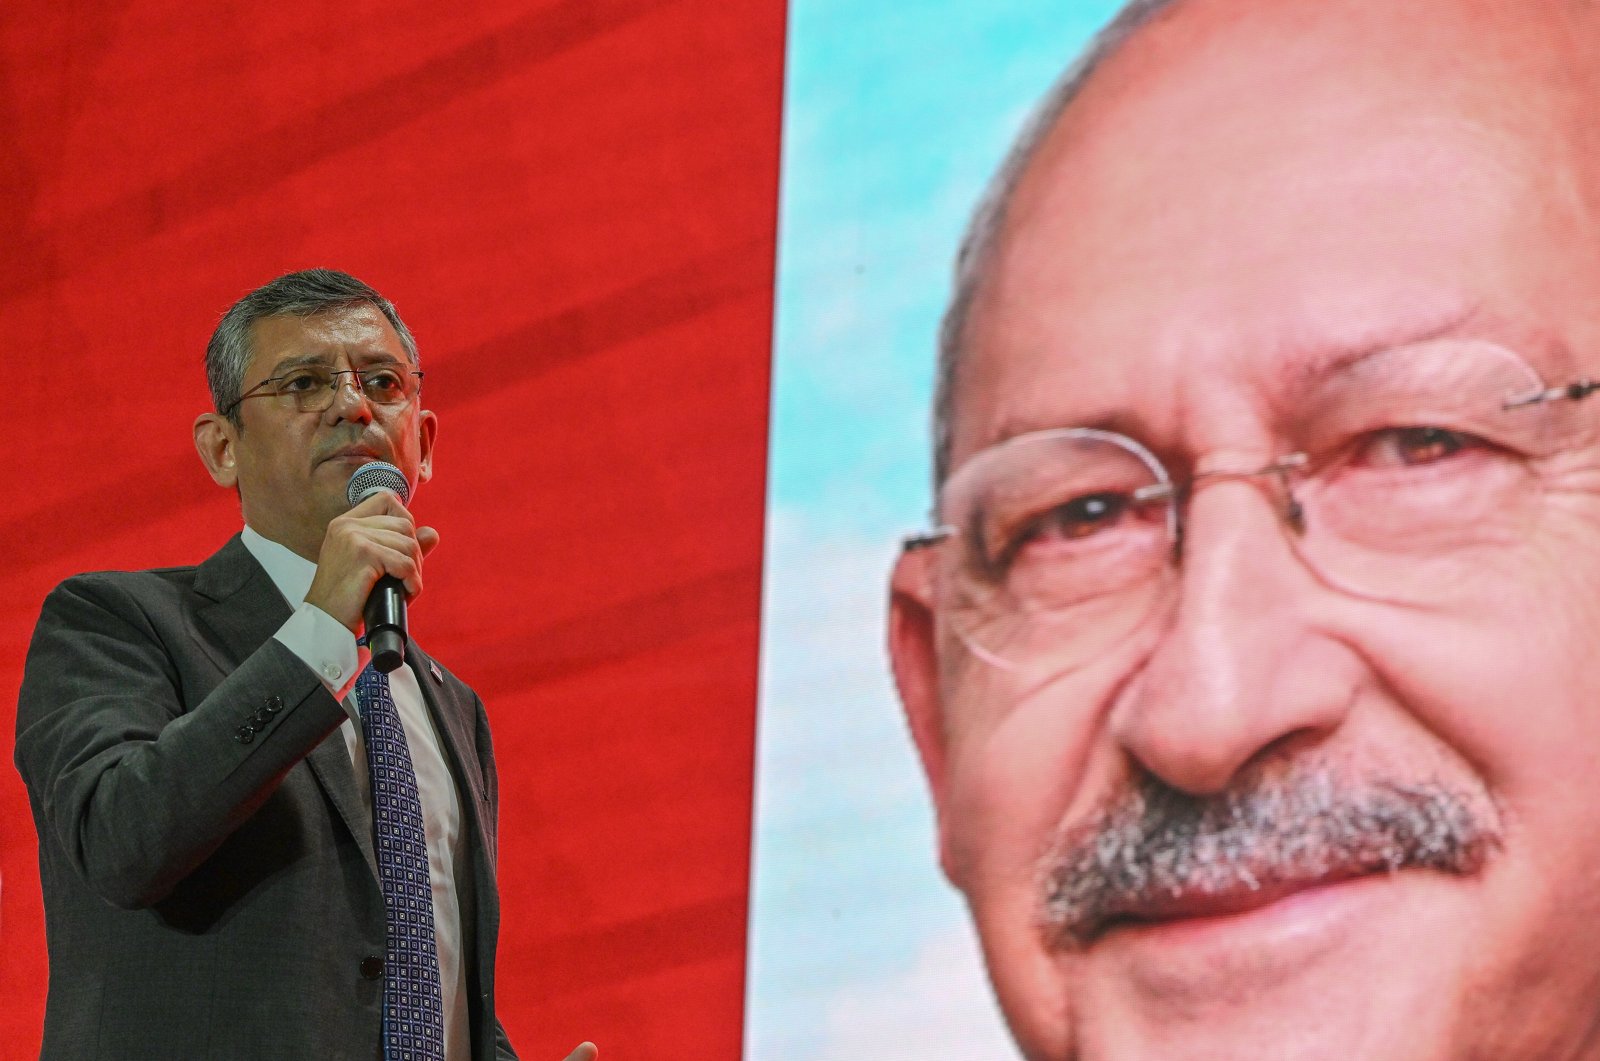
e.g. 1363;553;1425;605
346;461;411;673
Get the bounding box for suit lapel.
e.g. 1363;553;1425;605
305;727;379;879
408;641;486;809
190;534;378;879
407;639;499;997
408;639;496;906
189;535;288;677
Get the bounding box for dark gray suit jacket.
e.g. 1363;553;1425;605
15;535;518;1060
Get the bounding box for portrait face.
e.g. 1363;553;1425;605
890;1;1600;1059
195;303;438;559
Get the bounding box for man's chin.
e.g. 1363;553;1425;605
998;869;1491;1061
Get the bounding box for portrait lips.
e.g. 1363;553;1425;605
1038;758;1502;950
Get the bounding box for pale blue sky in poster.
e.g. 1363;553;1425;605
746;2;1125;1058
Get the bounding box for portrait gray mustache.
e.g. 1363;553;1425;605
1038;760;1502;949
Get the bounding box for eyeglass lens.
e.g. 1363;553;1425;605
930;339;1591;675
270;365;420;413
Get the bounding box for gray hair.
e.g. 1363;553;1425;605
934;0;1186;486
206;268;419;425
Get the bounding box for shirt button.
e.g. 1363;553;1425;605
321;662;343;681
360;956;384;979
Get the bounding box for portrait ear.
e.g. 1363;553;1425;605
193;412;239;489
889;548;957;877
416;407;439;485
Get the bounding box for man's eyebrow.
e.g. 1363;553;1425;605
264;353;328;374
1275;303;1576;397
976;306;1578;463
989;409;1156;450
264;352;406;375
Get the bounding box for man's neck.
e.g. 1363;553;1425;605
240;515;322;564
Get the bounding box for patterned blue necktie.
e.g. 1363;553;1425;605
356;664;445;1061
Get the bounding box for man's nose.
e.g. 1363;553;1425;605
324;370;374;424
1107;476;1360;794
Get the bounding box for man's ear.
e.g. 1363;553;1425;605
193;412;239;489
889;547;957;880
416;408;438;485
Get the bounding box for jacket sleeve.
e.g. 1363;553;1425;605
493;1018;518;1059
14;573;349;909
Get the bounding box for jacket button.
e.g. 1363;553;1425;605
252;707;272;726
266;695;283;715
360;956;384;979
234;726;254;745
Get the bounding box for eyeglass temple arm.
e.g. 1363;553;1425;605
1504;378;1600;410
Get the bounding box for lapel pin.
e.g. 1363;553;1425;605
428;660;444;684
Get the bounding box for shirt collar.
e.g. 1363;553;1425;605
240;524;319;609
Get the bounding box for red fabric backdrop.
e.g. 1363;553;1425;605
0;1;783;1056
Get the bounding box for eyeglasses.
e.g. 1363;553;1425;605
222;363;424;417
905;339;1600;676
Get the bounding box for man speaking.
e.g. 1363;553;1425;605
16;270;595;1061
890;0;1600;1058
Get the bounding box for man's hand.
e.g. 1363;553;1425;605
305;490;440;634
562;1044;598;1061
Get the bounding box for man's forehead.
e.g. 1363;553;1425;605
1046;0;1592;123
970;301;1581;454
249;304;409;374
1004;2;1584;257
946;0;1600;469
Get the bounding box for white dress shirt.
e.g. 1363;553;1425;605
242;526;469;1061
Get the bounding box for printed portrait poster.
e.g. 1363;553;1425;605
748;1;1600;1059
747;3;1126;1057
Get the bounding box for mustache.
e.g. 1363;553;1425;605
1038;760;1501;949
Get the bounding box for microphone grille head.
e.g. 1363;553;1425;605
346;461;410;507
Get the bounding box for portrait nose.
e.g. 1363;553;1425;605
1108;475;1358;794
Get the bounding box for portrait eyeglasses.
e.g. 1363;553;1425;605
221;364;425;417
904;339;1600;676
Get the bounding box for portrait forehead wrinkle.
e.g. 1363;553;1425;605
960;304;1586;467
1267;303;1588;407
